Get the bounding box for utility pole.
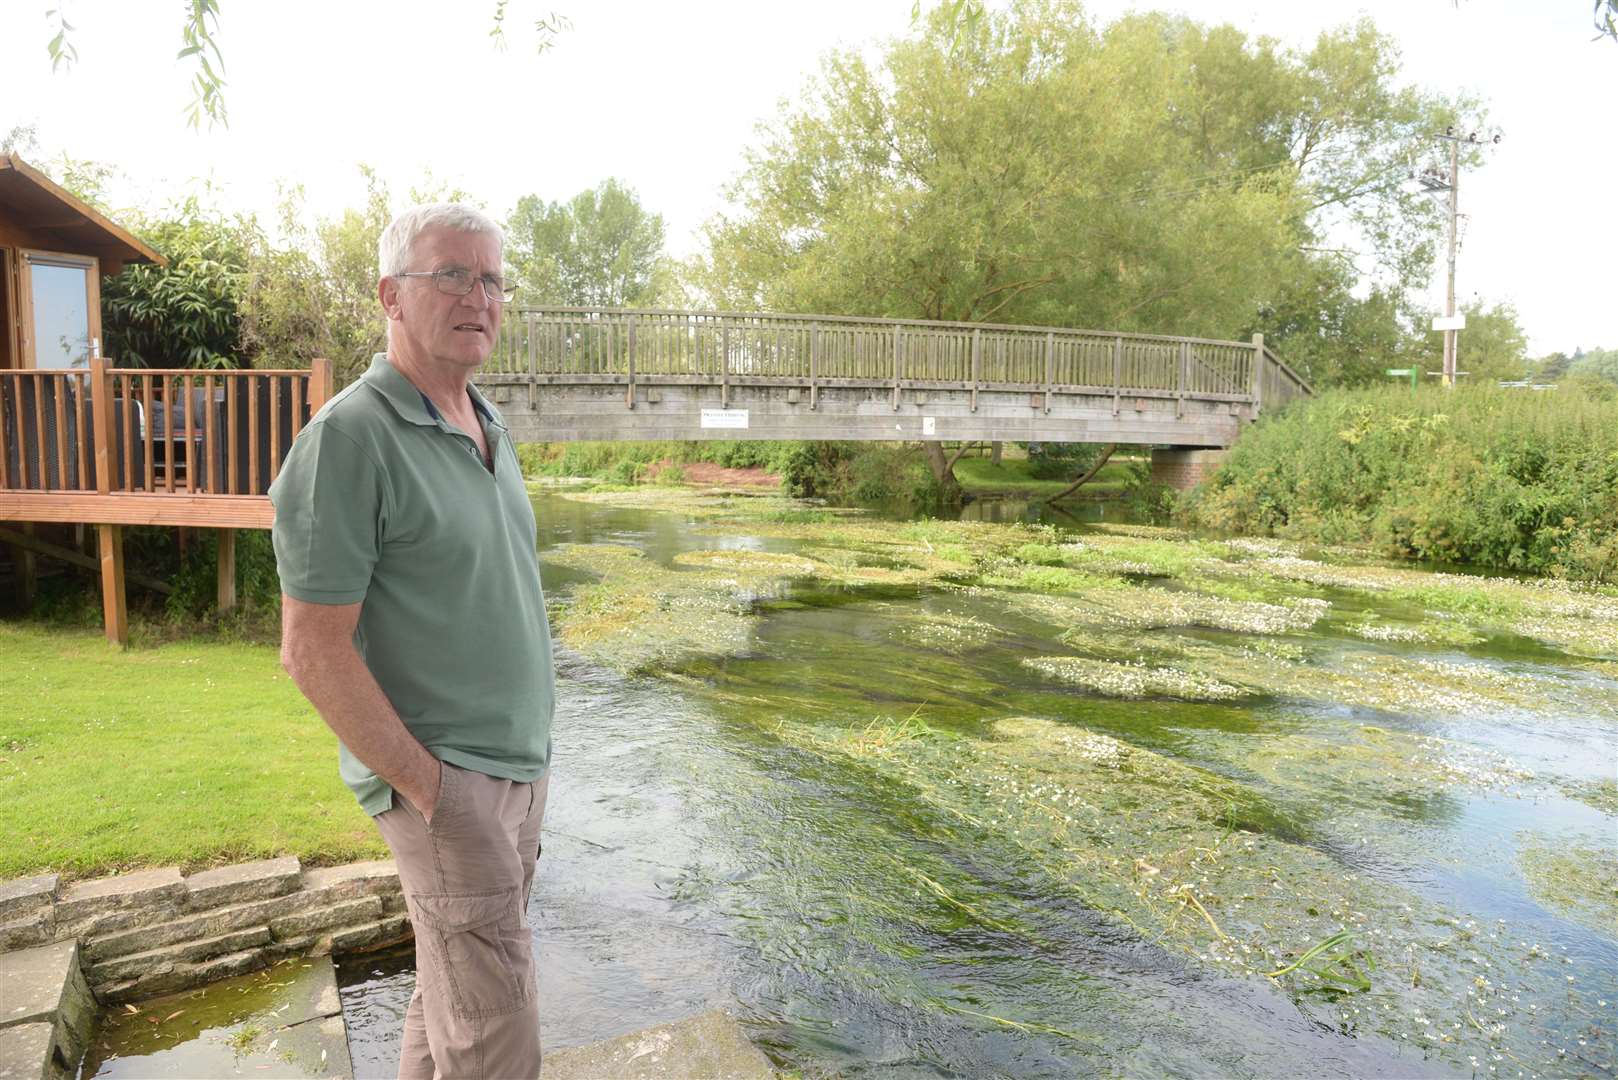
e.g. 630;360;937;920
1443;135;1460;387
1416;126;1500;388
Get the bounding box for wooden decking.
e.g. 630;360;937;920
0;360;331;642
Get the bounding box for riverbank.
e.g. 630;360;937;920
0;625;382;881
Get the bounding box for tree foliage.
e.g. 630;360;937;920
1447;299;1530;383
101;199;252;368
701;1;1484;384
506;179;673;307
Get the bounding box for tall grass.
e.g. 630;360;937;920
1184;385;1618;582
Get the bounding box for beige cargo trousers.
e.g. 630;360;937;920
375;761;551;1080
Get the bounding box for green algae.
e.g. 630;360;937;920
1561;777;1618;817
1021;656;1249;701
1518;834;1618;939
537;487;1618;1075
752;711;1613;1074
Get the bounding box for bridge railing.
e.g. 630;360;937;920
487;307;1307;411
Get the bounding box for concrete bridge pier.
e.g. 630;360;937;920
1150;447;1228;491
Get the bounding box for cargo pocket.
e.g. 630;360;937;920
407;887;532;1019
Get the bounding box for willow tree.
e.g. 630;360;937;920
701;0;1482;350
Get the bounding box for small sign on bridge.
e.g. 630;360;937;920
701;408;750;430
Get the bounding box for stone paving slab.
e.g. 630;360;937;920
0;1023;55;1080
545;1009;775;1080
0;942;81;1031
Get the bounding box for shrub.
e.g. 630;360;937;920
1184;384;1618;581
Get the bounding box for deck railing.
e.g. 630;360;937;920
485;307;1312;412
0;360;332;520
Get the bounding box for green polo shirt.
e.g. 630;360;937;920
270;354;554;816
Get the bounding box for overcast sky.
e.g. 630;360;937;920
3;0;1613;354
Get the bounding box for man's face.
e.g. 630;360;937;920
383;225;505;372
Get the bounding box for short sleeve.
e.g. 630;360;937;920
269;420;385;604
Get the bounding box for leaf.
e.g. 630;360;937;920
162;1010;185;1022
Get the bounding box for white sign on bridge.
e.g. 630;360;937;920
701;408;749;430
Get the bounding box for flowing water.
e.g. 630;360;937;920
325;489;1617;1079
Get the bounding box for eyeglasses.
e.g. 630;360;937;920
395;267;518;303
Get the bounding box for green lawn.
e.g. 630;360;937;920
0;623;385;882
954;456;1141;499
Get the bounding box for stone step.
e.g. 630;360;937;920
86;925;273;986
267;896;384;940
546;1009;774;1080
84;883;388;963
53;868;185;929
183;856;301;909
0;875;57;924
99;947;272;1005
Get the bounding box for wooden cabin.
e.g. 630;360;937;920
0;153;331;644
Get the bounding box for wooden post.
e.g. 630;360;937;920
809;324;819;411
98;524;127;647
309;358;334;412
526;314;537;411
1044;332;1054;414
11;523;37;610
217;528;236;615
1176;340;1188;418
1112;335;1123;417
1250;333;1265;418
88;356;127;643
892;325;902;411
970;329;981;413
625;314;636;409
721;325;730;409
89;356;113;498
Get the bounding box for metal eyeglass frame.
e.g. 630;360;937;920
394;267;518;303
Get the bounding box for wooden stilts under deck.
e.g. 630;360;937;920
97;523;127;647
8;523;36;610
217;528;236;615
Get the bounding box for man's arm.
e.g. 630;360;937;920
279;594;442;820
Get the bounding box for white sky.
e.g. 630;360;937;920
2;0;1613;354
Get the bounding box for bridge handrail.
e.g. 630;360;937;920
501;305;1265;351
1262;345;1313;397
486;306;1308;412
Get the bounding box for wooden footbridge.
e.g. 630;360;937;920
477;308;1310;447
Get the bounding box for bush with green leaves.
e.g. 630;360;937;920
1184;383;1618;581
101;199;253;368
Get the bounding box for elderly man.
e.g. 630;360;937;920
271;203;555;1080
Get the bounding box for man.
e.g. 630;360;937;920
271;203;555;1080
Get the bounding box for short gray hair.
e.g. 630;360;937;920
377;203;503;279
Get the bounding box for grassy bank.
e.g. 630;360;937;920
954;455;1144;500
0;624;383;880
519;440;1147;510
1184;384;1618;582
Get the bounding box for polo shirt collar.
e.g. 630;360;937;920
362;354;506;431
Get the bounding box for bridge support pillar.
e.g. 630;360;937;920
1150;448;1227;492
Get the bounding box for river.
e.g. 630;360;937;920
334;487;1617;1078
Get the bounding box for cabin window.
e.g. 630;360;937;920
21;251;100;369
